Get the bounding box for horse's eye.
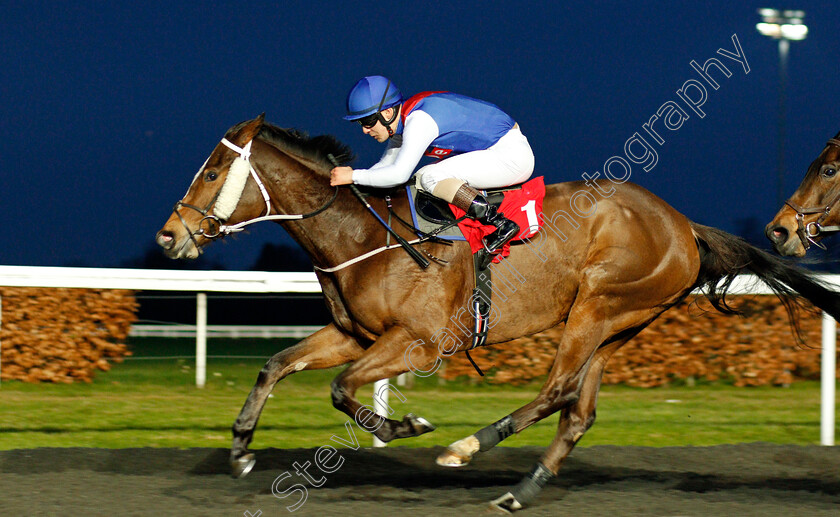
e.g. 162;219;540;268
205;171;218;182
823;168;837;178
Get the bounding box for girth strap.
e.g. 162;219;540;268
463;252;495;377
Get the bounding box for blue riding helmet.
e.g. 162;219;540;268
344;76;403;121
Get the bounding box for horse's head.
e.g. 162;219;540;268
156;115;268;259
765;136;840;257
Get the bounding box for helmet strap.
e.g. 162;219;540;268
377;105;400;138
371;79;398;138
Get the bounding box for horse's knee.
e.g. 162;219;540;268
560;391;580;408
547;386;580;412
254;365;272;386
564;408;596;442
253;352;284;383
259;348;313;384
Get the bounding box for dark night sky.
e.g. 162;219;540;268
2;1;838;270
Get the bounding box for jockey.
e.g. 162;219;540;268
330;75;535;259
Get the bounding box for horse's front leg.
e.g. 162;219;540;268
231;323;364;477
329;326;439;443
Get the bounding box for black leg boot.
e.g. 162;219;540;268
452;185;520;268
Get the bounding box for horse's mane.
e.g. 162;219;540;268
225;119;355;171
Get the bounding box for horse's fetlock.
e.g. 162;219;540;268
584;409;597;430
505;462;555;509
330;379;347;408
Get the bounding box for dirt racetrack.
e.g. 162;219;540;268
0;444;838;516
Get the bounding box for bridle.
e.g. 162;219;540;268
171;136;338;254
783;137;840;251
170;132;425;271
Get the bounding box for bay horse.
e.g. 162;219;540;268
157;115;840;512
766;132;840;256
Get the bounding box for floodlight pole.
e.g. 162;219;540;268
776;37;789;208
757;8;807;207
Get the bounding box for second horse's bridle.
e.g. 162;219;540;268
783;138;840;251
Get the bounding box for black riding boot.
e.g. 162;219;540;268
452;185;520;267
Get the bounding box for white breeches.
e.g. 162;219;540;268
415;126;535;193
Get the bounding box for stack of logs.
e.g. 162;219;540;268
0;288;136;383
2;288;835;387
442;296;836;387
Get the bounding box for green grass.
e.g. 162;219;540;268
0;340;836;450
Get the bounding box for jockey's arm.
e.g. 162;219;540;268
351;111;439;188
368;138;402;169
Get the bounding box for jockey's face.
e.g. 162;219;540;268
361;107;396;143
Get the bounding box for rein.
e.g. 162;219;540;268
783;138;840;251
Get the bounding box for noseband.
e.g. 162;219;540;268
783;138;840;251
171;137;338;254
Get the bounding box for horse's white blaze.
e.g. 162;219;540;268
214;155;251;221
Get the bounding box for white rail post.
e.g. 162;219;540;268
196;293;207;388
822;312;836;446
372;378;389;447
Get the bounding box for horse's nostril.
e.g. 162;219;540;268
156;230;176;250
765;225;788;245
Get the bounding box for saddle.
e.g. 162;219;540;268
407;184;518;239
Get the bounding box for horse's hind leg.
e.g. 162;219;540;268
436;299;617;469
490;337;626;512
231;323;364;477
437;290;656;471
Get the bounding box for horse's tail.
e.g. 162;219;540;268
689;221;840;322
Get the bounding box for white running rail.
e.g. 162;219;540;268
0;265;836;445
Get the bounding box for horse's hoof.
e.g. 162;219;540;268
435;435;479;467
231;453;256;478
405;413;435;436
435;447;472;468
488;492;522;513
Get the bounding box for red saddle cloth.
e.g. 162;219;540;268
449;176;546;264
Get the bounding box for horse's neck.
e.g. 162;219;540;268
261;150;381;269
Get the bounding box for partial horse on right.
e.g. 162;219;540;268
766;133;840;256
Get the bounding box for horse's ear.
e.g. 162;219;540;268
236;113;266;143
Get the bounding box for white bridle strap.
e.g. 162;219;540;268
211;137;419;271
219;138;272;217
220;137;251;158
208;137;336;238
